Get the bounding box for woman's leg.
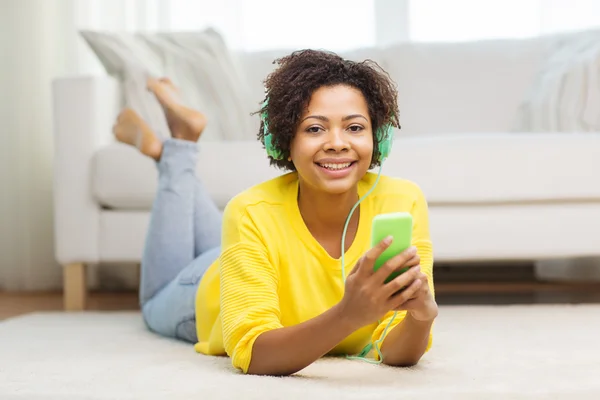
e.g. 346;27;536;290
113;87;222;260
145;77;223;257
141;246;220;342
193;165;223;255
112;77;221;341
139;138;204;304
139;139;222;342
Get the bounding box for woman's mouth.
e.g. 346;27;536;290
314;161;357;178
316;161;355;170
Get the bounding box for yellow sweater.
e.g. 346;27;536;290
194;171;434;373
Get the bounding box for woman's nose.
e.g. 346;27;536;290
324;128;350;151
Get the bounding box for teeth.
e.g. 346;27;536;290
320;162;352;170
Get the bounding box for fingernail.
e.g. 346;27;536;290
408;246;417;254
383;235;393;244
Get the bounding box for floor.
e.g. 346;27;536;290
5;304;600;398
4;266;599;398
0;291;139;321
2;280;600;321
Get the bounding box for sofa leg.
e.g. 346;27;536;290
64;263;87;311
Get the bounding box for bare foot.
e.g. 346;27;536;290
112;108;163;161
147;77;207;142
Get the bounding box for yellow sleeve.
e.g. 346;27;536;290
411;182;434;299
371;184;435;356
219;202;283;373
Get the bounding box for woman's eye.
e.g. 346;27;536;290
349;125;363;132
307;126;322;133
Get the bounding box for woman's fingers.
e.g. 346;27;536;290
404;253;421;268
357;236;394;277
388;274;423;308
371;247;418;284
391;272;429;310
380;265;421;299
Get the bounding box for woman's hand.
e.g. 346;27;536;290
338;236;424;328
393;268;438;322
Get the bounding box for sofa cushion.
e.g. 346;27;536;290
92;133;600;210
382;38;548;135
385;132;600;204
93;140;282;210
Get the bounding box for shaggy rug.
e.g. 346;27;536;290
0;305;598;399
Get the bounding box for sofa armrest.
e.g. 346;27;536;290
52;75;120;265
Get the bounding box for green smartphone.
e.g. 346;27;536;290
370;212;413;283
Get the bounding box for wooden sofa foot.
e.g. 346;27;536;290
64;263;87;311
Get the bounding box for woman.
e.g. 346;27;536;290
113;49;438;376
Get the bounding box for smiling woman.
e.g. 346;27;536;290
111;48;437;377
257;50;399;172
283;86;375;191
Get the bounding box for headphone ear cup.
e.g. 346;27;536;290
264;133;282;159
261;97;284;160
376;124;394;162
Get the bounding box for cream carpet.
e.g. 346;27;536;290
1;305;599;399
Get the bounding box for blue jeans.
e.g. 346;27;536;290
140;139;222;343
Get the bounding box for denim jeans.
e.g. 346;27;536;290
140;139;222;343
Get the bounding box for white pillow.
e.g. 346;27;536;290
514;29;600;132
80;28;257;141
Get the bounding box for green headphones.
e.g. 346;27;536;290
261;98;394;163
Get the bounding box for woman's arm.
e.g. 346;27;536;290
219;213;362;376
375;184;437;367
246;238;413;376
374;254;437;366
379;312;435;367
247;242;430;376
248;303;357;376
249;298;434;376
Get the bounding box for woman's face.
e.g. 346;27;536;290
289;84;374;195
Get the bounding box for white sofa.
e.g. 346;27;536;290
52;37;600;310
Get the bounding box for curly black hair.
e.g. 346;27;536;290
255;49;400;171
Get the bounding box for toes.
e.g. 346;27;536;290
112;123;123;137
151;77;178;94
117;108;139;123
159;77;176;88
117;109;129;121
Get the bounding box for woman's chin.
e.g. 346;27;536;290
317;174;364;195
